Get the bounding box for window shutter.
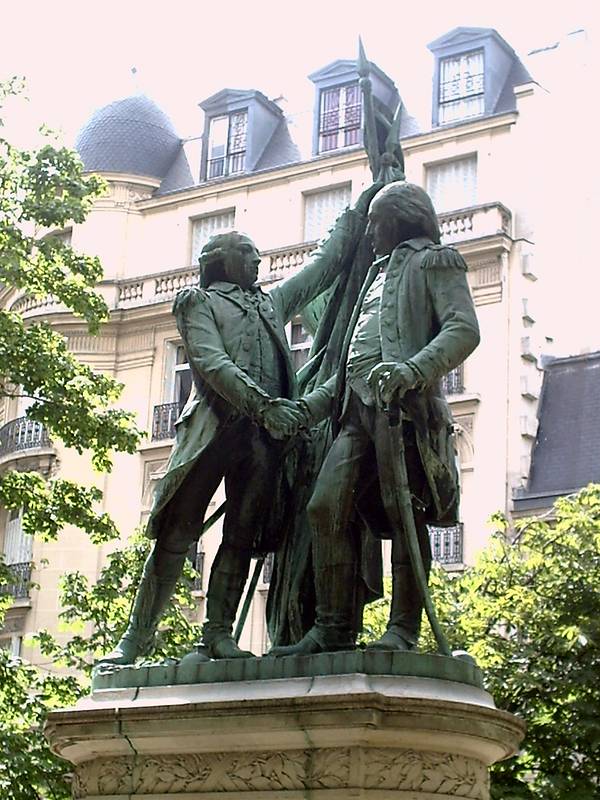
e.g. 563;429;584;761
426;156;477;213
191;210;235;264
303;185;351;242
3;510;32;565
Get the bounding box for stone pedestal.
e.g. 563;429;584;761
46;654;525;799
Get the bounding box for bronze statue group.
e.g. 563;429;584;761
100;170;480;667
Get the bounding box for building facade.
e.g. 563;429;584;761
0;27;558;662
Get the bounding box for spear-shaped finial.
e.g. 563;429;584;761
357;36;369;78
357;36;379;178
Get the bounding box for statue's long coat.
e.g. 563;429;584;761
145;208;366;546
267;235;480;645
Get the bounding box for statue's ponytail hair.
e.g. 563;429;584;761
199;232;239;287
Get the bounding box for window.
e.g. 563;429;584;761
426;156;477;213
262;552;274;584
173;345;192;413
187;541;205;592
191;210;235;264
289;319;312;371
207;110;248;179
303;184;351;242
439;50;484;124
1;509;33;600
3;509;32;566
318;83;362;153
428;523;463;565
52;228;72;246
442;364;465;395
0;636;22;658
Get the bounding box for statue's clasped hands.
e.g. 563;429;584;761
262;398;308;440
367;362;416;410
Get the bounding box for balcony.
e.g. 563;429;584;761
9;203;511;321
151;402;179;441
441;364;464;395
0;418;51;458
0;561;32;599
261;242;319;282
428;523;463;565
438;202;511;245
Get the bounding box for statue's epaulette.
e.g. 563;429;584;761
172;286;207;316
420;244;468;272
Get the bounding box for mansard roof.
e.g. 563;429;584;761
199;88;283;117
76;95;181;180
514;351;600;511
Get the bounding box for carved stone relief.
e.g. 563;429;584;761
141;459;168;511
73;747;487;798
454;413;475;469
364;748;489;798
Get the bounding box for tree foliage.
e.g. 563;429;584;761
364;485;600;798
34;532;202;675
0;77;141;533
0;535;202;800
0;78;144;799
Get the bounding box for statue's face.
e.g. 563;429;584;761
367;195;409;256
223;235;261;289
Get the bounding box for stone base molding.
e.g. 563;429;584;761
46;673;525;799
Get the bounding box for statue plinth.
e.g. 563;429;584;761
45;654;524;799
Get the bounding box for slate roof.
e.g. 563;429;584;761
76;95;182;180
494;57;535;114
156;146;194;195
254;118;301;171
514;351;600;511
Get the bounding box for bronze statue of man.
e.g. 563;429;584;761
272;181;480;656
100;183;382;665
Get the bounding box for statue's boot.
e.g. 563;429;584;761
98;550;186;666
367;565;425;651
269;565;356;656
201;545;255;659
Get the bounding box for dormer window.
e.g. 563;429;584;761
318;83;362;153
207;110;248;178
439;50;484;124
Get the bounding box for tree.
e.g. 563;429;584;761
0;78;144;799
364;486;600;798
0;77;141;534
34;531;202;675
0;534;202;800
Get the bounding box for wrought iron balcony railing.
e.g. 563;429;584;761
262;552;274;584
193;550;205;592
441;364;465;395
151;402;179;441
0;561;32;599
0;417;51;457
428;523;463;565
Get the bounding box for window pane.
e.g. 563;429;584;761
319;83;361;153
175;368;192;412
3;509;32;565
208;116;228;159
303;184;351;241
191;210;235;263
439;50;484;123
426;156;477;213
291;322;310;346
228;111;247;154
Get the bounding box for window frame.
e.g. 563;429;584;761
438;49;485;125
318;81;362;154
207;110;248;179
